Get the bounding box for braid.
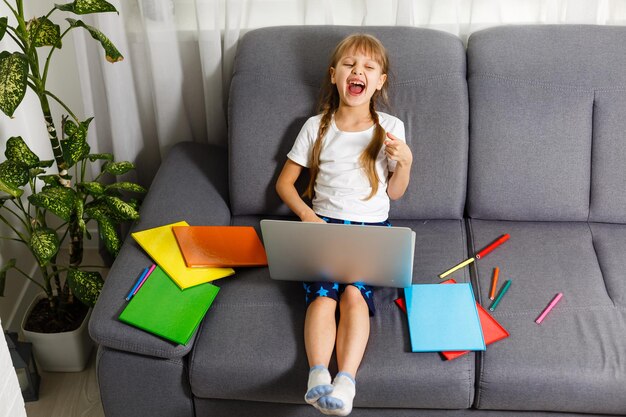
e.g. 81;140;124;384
359;100;386;200
304;107;334;200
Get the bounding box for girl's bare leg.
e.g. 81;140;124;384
318;285;369;416
336;285;370;376
304;297;337;405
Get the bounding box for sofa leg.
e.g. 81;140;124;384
96;346;195;417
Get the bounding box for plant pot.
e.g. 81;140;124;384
20;293;94;372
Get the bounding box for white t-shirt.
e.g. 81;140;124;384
287;112;406;223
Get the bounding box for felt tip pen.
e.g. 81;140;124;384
439;257;475;279
489;279;511;311
133;264;156;296
476;234;510;260
126;267;149;301
535;293;563;324
489;267;500;300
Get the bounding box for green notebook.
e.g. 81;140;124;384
119;266;220;345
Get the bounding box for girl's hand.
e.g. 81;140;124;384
384;132;413;168
301;212;326;223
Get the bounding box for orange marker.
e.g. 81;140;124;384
489;267;500;300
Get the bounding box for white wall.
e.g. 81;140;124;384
0;319;27;417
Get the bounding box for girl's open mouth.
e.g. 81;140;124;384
348;81;365;95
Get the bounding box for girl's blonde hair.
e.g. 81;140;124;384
304;33;390;201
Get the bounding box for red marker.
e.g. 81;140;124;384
475;234;510;260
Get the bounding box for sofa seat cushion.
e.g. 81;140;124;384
469;220;626;415
190;217;477;409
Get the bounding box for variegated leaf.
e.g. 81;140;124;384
0;160;28;198
105;181;146;194
67;268;104;307
103;161;134;176
103;196;139;221
66;19;123;63
79;181;105;195
38;174;63;187
0;51;28;117
29;228;60;266
28;186;76;221
56;0;117;15
27;17;62;48
85;206;121;257
88;153;113;162
5;136;40;168
62;118;92;167
75;198;85;233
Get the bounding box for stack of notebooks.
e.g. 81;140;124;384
118;221;267;345
397;279;509;360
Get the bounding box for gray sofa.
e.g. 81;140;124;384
89;25;626;416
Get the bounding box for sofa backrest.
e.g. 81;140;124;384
467;25;626;223
228;26;468;220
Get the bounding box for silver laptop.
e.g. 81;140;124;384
260;219;415;288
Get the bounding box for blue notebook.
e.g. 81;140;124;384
405;283;485;352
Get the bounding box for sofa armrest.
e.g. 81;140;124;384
89;142;231;358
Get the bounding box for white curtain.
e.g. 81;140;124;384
72;0;626;186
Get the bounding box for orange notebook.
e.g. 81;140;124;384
172;226;268;268
394;279;509;360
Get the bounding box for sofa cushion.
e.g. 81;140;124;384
467;25;626;222
228;26;468;220
190;217;477;409
469;219;626;415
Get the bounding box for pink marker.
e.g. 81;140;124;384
535;293;563;324
133;264;156;295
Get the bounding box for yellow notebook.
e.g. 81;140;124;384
131;221;235;289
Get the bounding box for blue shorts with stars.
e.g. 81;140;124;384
302;216;392;316
303;281;376;316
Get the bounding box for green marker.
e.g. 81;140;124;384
489;279;511;311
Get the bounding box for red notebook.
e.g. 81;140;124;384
395;279;509;360
172;226;268;268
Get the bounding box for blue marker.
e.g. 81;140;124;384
126;267;149;301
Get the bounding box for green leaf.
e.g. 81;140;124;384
66;268;104;307
0;17;7;42
56;0;118;15
29;227;60;266
0;51;28;117
62;118;92;168
85;206;121;256
105;181;146;194
0;160;28;198
0;258;17;297
5;136;40;168
66;19;123;63
103;161;134;176
103;196;139;221
75;198;85;233
38;159;55;168
78;181;105;196
38;174;63;187
27;17;62;48
28;186;77;221
87;153;113;162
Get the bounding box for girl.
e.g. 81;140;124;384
276;33;412;416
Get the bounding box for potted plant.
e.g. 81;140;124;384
0;0;144;371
